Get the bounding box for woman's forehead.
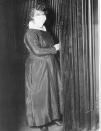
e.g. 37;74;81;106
34;9;45;16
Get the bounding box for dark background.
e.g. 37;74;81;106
0;0;98;131
0;1;25;131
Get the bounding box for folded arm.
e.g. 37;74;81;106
24;31;57;56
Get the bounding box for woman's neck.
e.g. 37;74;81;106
28;21;46;31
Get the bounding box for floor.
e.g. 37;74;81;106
20;123;63;131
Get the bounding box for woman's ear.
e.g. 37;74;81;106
29;8;36;21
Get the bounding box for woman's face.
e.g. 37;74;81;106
32;10;46;27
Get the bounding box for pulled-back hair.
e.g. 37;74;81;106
29;2;48;21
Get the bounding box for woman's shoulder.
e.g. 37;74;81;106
25;29;40;39
26;29;39;35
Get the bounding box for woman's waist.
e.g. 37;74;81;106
28;54;50;60
26;54;54;63
26;53;55;64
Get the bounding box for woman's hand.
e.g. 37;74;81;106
54;43;60;51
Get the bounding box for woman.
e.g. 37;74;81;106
24;3;63;131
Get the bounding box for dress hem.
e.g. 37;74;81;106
28;118;62;128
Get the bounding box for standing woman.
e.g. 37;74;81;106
24;2;63;131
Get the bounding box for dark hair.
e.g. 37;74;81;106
29;2;48;21
34;2;47;11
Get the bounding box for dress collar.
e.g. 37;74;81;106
28;21;46;31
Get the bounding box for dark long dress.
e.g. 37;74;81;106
24;29;63;127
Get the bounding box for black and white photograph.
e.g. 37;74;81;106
0;0;99;131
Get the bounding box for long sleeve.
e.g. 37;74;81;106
24;30;57;56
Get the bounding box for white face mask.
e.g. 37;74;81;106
32;10;46;28
34;14;46;27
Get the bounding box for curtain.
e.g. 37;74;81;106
62;0;98;130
